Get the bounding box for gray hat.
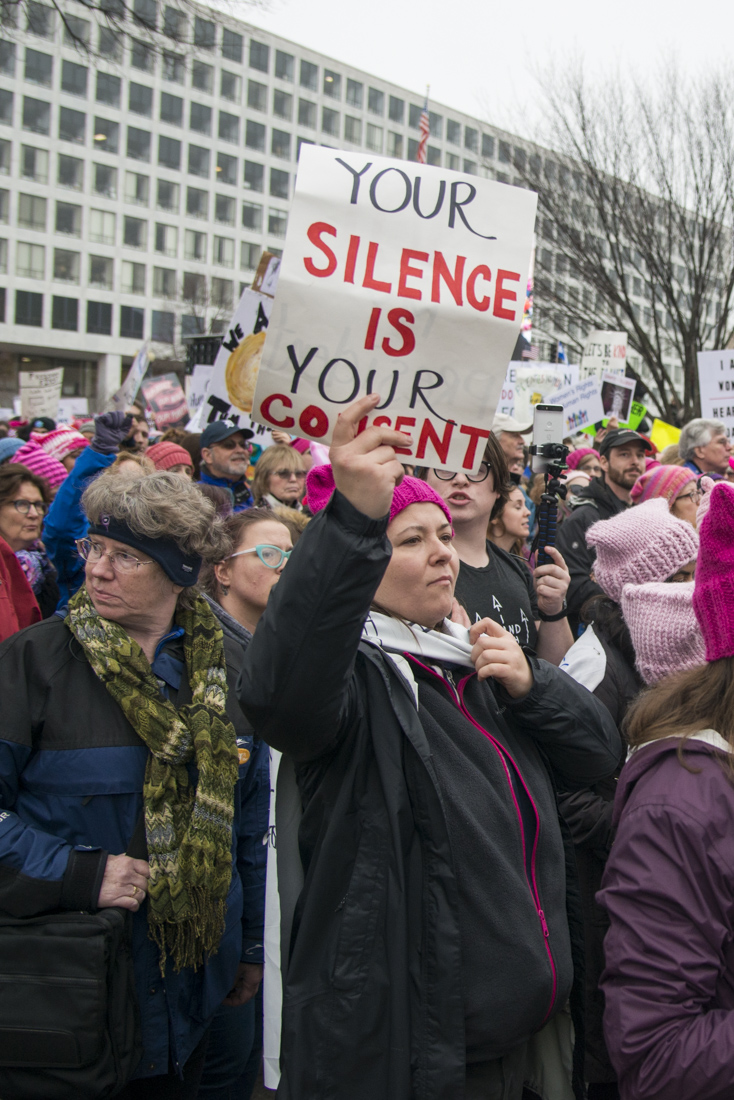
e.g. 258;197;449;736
492;412;533;435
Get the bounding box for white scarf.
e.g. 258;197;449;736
362;611;475;668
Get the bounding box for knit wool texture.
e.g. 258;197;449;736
306;465;453;527
566;447;600;471
0;437;26;464
696;476;716;527
146;441;194;472
40;428;89;464
586;497;699;603
693;481;734;661
630;464;696;506
10;440;68;489
621;581;706;684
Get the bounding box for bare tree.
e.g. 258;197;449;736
509;63;734;422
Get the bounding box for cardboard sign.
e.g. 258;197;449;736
251;146;538;471
500;363;579;423
697;349;734;441
581;330;627;379
20;368;64;420
105;344;151;414
546;378;605;435
140;373;189;430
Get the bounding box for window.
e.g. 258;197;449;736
123;216;146;248
248;80;267;111
220;71;241;102
163;52;184;83
129;83;153;117
0;139;9;174
186;187;207;218
25;48;52;85
274;49;293;82
323;70;340;98
218;111;239;143
181;314;202;337
211;277;233;308
271;129;291;159
216;152;237;186
89;255;113;288
409;104;422;129
298;99;316;129
133;0;157;30
192;61;213;95
158;135;181;170
98;27;121;60
270;168;289;199
120;305;144;339
56;201;81;235
514;147;526;172
368;88;384;116
54;248;79;281
215;195;235;224
407;138;419;161
189;103;211;135
127;126;151;161
184;229;206;260
156;179;179;209
87;300;112;335
426;147;440;166
124;172;149;204
388;96;404;123
268;210;287;238
249;40;269;72
163;7;186;40
387;132;403;158
122;260;145;293
155;222;177;255
213;236;234;267
153;266;176;296
366;124;382;153
18;193;46;229
63;15;89;44
241;241;259;270
246;120;266;151
273;89;292;119
0;239;7;273
58;155;83;190
322;107;339;136
16;242;45;278
61;61;87;97
23;96;49;134
482;134;494;159
183;271;205;301
222;29;242;62
0;89;11;125
464;127;478;154
96;73;121;107
194;16;215;48
22;145;48;182
89;209;116;244
427;112;442;140
52;295;78;331
346;79;363;108
26;3;52;37
300;59;318;91
188;144;210;177
130;40;154;74
446;119;461;145
463;159;476;175
0;40;15;75
499;141;511;163
244;160;264;192
242;201;262;231
16;290;43;326
94;117;119;153
344;116;361;144
152;310;174;343
160;92;182;125
529;154;541;178
59;107;85;143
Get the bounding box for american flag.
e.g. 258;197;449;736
416;94;429;164
522;345;540;360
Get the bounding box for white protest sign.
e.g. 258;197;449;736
547;378;604;435
501;362;579;422
104;343;151;413
186;365;214;418
20;367;64;419
251;146;538;472
601;371;636;423
696;349;734;441
57;397;89;423
581;330;627;379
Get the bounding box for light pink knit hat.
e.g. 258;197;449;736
586;497;699;603
630;464;696;506
9;440;68;490
621;581;706;684
696;476;716;527
40;428;89;464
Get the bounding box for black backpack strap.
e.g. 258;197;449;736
125;808;148;861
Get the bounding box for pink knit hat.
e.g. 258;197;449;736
696;475;716;527
586;497;699;603
39;428;89;464
146;441;193;472
630;464;696;506
693;481;734;660
305;464;453;527
621;581;706;684
9;440;68;490
566;447;600;471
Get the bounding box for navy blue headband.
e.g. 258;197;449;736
87;516;201;587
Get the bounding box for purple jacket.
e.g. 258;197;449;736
598;732;734;1100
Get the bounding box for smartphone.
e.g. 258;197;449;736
531;404;565;474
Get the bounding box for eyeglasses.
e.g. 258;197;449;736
273;469;306;481
7;498;47;516
76;538;154;574
675;489;702;504
432;462;491;484
214;438;251;452
227;544;292;569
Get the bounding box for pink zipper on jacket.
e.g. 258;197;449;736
405;654;558;1025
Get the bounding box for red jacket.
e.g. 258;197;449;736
0;536;40;643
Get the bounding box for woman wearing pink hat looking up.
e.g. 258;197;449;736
239;394;618;1100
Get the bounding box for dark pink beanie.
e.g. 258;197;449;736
305;464;453;527
693;481;734;660
566;447;600;471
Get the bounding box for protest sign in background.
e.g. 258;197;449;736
546;378;605;436
57;397;89;422
251;146;537;472
650;418;681;451
140;373;189;429
20;368;64;419
104;344;151;414
697;350;734;441
186;365;214;420
506;363;580;424
581;330;627;379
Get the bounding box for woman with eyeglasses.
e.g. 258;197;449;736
0;463;59;622
250;445;308;512
0;471;269;1099
630;465;701;527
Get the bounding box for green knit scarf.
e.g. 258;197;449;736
66;586;240;973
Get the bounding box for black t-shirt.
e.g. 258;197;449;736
454;541;539;649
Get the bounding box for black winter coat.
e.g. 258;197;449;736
239;491;621;1100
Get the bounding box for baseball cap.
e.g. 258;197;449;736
598;428;654;459
200;420;254;448
492;412;533;435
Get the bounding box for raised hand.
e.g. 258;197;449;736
469;617;533;698
92;412;134;455
330;394;413;519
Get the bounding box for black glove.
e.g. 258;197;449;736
92;412;134;455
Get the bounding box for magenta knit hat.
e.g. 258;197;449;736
9;440;68;490
305;464;453;527
146;441;193;472
40;428;89;464
692;481;734;660
621;581;706;684
586;497;699;603
566;447;600;471
630;464;696;506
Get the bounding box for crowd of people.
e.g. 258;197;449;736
0;398;733;1100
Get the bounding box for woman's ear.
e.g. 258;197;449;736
214;561;231;591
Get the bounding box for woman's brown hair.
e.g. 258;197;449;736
0;464;52;506
414;431;511;521
199;506;287;598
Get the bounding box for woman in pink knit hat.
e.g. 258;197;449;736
39;427;89;473
630;464;700;527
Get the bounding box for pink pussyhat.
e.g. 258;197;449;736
306;465;453;527
621;581;706;684
9;440;68;490
693;481;734;660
